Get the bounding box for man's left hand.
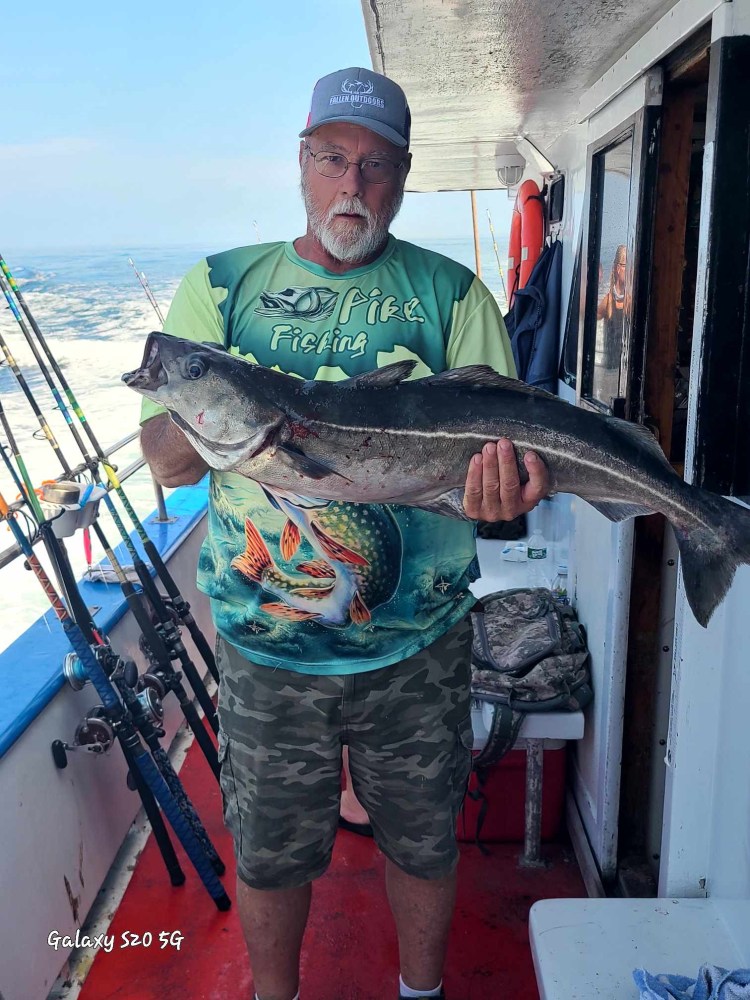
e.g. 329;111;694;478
463;439;550;522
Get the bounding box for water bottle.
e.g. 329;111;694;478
526;529;550;588
551;564;569;605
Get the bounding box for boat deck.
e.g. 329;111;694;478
70;722;585;1000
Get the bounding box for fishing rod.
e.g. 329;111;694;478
90;507;220;768
0;252;220;687
100;492;221;740
0;317;220;767
0;404;222;872
0;266;219;690
128;257;165;325
0;418;203;889
0;430;229;904
0;268;97;478
0;272;220;738
487;209;509;307
62;528;225;874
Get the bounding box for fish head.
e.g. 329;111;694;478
122;332;286;470
254;286;338;321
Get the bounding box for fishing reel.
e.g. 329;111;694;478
63;652;165;728
135;644;183;701
136;670;168;701
61;641;115;690
112;657;166;729
51;707;115;769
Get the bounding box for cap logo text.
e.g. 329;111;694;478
331;78;385;111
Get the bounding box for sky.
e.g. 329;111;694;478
1;0;514;254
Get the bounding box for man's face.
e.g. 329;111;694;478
300;122;410;263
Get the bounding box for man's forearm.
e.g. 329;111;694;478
140;414;210;487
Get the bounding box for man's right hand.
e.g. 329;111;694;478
140;413;210;488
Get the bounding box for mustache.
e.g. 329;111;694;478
326;199;372;224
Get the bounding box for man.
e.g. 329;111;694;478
140;67;548;1000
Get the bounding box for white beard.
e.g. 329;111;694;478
301;169;404;264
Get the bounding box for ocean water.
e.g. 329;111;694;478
0;236;508;654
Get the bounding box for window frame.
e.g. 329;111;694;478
577;107;661;421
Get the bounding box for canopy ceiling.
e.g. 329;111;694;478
360;0;680;191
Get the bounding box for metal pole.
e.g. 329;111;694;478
521;738;546;867
150;474;172;523
471;190;482;279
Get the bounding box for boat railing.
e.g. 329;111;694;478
0;428;167;572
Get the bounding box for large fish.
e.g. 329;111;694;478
124;332;750;627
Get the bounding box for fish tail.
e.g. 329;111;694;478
231;517;273;583
674;491;750;627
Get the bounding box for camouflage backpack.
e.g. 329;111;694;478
470;587;592;770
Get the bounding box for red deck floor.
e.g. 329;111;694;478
78;729;585;1000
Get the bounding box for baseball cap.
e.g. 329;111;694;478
299;67;411;148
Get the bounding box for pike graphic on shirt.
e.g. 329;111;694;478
140;236;516;675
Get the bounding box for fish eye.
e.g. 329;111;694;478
186;354;208;380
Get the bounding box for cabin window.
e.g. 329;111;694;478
581;132;635;412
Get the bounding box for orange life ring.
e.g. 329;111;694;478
507;179;544;309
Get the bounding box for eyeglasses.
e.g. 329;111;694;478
303;141;404;184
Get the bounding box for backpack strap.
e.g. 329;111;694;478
472;701;524;771
468;702;524;852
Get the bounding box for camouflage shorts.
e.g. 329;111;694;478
215;619;474;890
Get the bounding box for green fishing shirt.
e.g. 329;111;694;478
140;236;515;674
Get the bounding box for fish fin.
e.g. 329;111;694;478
342;361;418;388
420;366;558;397
280;521;301;560
260;602;321;621
289;583;336;598
672;493;750;628
231;518;273;582
311;521;370;566
349;590;372;625
607;418;675;472
276;443;353;483
232;555;262;582
410;488;474;521
586;499;656;522
296;559;337;579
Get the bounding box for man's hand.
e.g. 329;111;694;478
141;413;210;488
463;438;549;522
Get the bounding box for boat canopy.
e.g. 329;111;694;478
360;0;681;191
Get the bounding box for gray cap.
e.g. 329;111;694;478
299;67;411;148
